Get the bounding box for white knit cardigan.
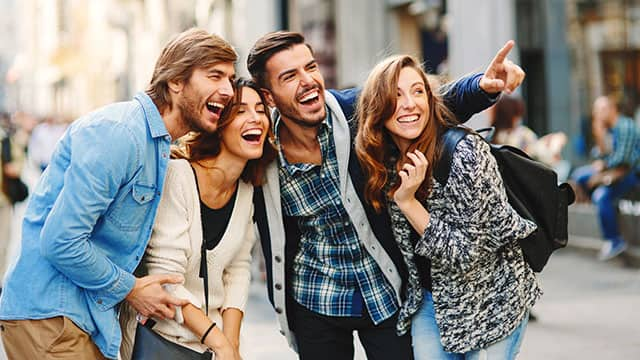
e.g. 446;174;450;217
120;159;255;358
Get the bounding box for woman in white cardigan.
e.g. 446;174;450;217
120;78;276;360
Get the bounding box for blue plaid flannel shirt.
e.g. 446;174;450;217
606;116;640;171
276;112;398;324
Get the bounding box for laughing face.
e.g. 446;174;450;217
220;86;270;161
262;44;326;128
178;62;235;133
384;66;431;153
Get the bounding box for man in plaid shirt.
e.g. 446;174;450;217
248;31;525;359
572;96;640;261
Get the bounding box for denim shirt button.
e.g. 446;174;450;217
97;299;103;305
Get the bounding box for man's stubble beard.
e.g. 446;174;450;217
274;97;326;130
178;86;208;133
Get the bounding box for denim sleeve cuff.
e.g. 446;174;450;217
91;269;136;311
474;74;501;102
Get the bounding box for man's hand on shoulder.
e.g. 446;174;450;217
479;40;525;95
125;274;190;320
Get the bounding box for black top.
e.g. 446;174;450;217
190;165;237;250
200;190;237;250
191;164;238;315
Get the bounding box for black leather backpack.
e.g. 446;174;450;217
434;127;575;272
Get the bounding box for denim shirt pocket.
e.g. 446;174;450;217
106;182;156;231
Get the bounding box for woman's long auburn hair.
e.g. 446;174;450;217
355;55;459;212
171;78;277;186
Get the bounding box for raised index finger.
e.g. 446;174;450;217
488;40;515;68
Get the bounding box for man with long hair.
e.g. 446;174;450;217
0;28;237;359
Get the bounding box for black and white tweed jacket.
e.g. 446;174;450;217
388;134;542;353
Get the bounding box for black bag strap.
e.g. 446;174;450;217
434;127;467;186
190;165;210;316
1;136;11;164
434;126;497;186
474;127;496;143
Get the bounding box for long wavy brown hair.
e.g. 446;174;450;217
355;55;459;212
172;78;277;186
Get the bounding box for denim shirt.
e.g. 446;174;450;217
0;92;171;359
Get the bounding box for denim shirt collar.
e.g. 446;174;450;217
135;92;170;139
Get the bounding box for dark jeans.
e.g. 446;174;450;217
573;165;640;240
292;300;414;360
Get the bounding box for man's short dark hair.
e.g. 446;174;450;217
247;31;313;89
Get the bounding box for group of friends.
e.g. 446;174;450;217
0;28;539;360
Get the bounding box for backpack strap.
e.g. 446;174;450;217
434;127;468;186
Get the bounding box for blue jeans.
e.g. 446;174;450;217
572;165;640;240
412;290;528;360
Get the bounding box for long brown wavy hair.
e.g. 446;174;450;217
355;55;459;212
172;78;277;186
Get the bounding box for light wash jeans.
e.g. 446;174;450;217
412;290;528;360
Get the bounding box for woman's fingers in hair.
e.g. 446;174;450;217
402;163;416;178
413;150;428;166
398;169;409;182
406;151;428;178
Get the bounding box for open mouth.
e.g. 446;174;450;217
206;102;225;117
397;114;419;123
298;90;320;106
241;129;264;143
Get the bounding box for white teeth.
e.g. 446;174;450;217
207;102;224;109
299;91;318;103
398;115;418;123
242;129;263;136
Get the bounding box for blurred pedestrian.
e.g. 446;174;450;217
247;31;525;360
570;95;640;261
356;54;540;359
28;115;68;173
119;78;276;360
490;94;569;181
1;112;28;290
0;28;237;360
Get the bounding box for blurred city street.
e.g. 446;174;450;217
1;0;640;359
238;246;640;360
0;235;638;359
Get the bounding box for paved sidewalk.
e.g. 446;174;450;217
240;248;640;359
0;245;637;359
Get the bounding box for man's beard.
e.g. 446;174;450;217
178;88;207;133
274;95;326;128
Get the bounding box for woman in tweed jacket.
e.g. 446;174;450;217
355;55;541;359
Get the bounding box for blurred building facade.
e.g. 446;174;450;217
1;0;639;165
1;0;281;119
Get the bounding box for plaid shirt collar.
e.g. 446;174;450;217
274;108;333;176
